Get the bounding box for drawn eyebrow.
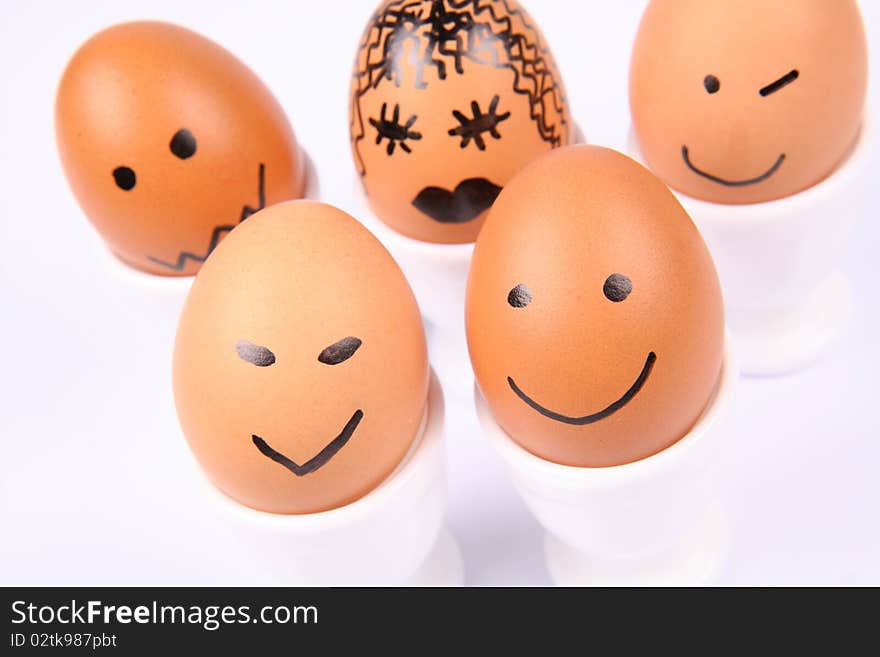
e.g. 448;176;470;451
759;69;799;96
318;336;362;365
236;340;276;367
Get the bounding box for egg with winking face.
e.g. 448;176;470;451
629;0;868;204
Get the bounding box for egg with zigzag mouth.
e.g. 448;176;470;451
56;21;307;276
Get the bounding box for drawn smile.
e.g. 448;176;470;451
251;410;364;476
682;146;784;187
148;162;266;271
507;352;656;425
411;177;502;223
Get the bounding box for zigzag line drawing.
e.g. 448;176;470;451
350;0;568;176
148;162;266;271
471;0;568;146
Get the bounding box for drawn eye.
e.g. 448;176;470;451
449;95;511;151
603;274;632;303
318;337;362;365
759;69;799;97
507;284;532;308
369;103;421;155
170;128;197;159
113;166;136;191
236;340;276;367
703;75;720;94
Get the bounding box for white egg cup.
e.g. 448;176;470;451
475;340;737;586
201;370;463;586
99;147;321;322
627;115;873;376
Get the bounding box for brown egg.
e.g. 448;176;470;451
630;0;867;204
349;0;571;244
56;21;306;276
173;201;429;514
466;146;724;467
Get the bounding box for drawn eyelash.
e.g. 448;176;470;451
369;102;422;155
448;95;511;151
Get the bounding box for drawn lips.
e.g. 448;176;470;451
411;177;503;223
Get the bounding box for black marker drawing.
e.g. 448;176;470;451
448;95;510;150
682;145;784;187
703;74;720;94
412;177;502;223
507;352;656;426
370;103;422;155
759;69;799;97
603;274;632;303
318;337;363;365
147;162;266;271
113;166;136;191
350;0;568;175
507;283;532;308
236;340;276;367
169;128;197;159
252;410;364;476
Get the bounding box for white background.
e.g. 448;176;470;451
1;0;878;585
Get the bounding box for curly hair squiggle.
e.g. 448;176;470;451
350;0;569;176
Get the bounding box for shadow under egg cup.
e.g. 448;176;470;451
99;147;320;321
627;115;873;376
475;341;737;586
203;370;463;586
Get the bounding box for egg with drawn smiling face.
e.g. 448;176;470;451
349;0;571;244
56;21;306;276
629;0;868;205
173;201;429;514
466;146;724;467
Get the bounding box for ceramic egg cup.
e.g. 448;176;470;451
99;147;320;321
199;370;463;586
476;340;737;586
627;114;873;376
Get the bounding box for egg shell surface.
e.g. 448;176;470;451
466;145;725;467
173;201;429;514
56;21;305;275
